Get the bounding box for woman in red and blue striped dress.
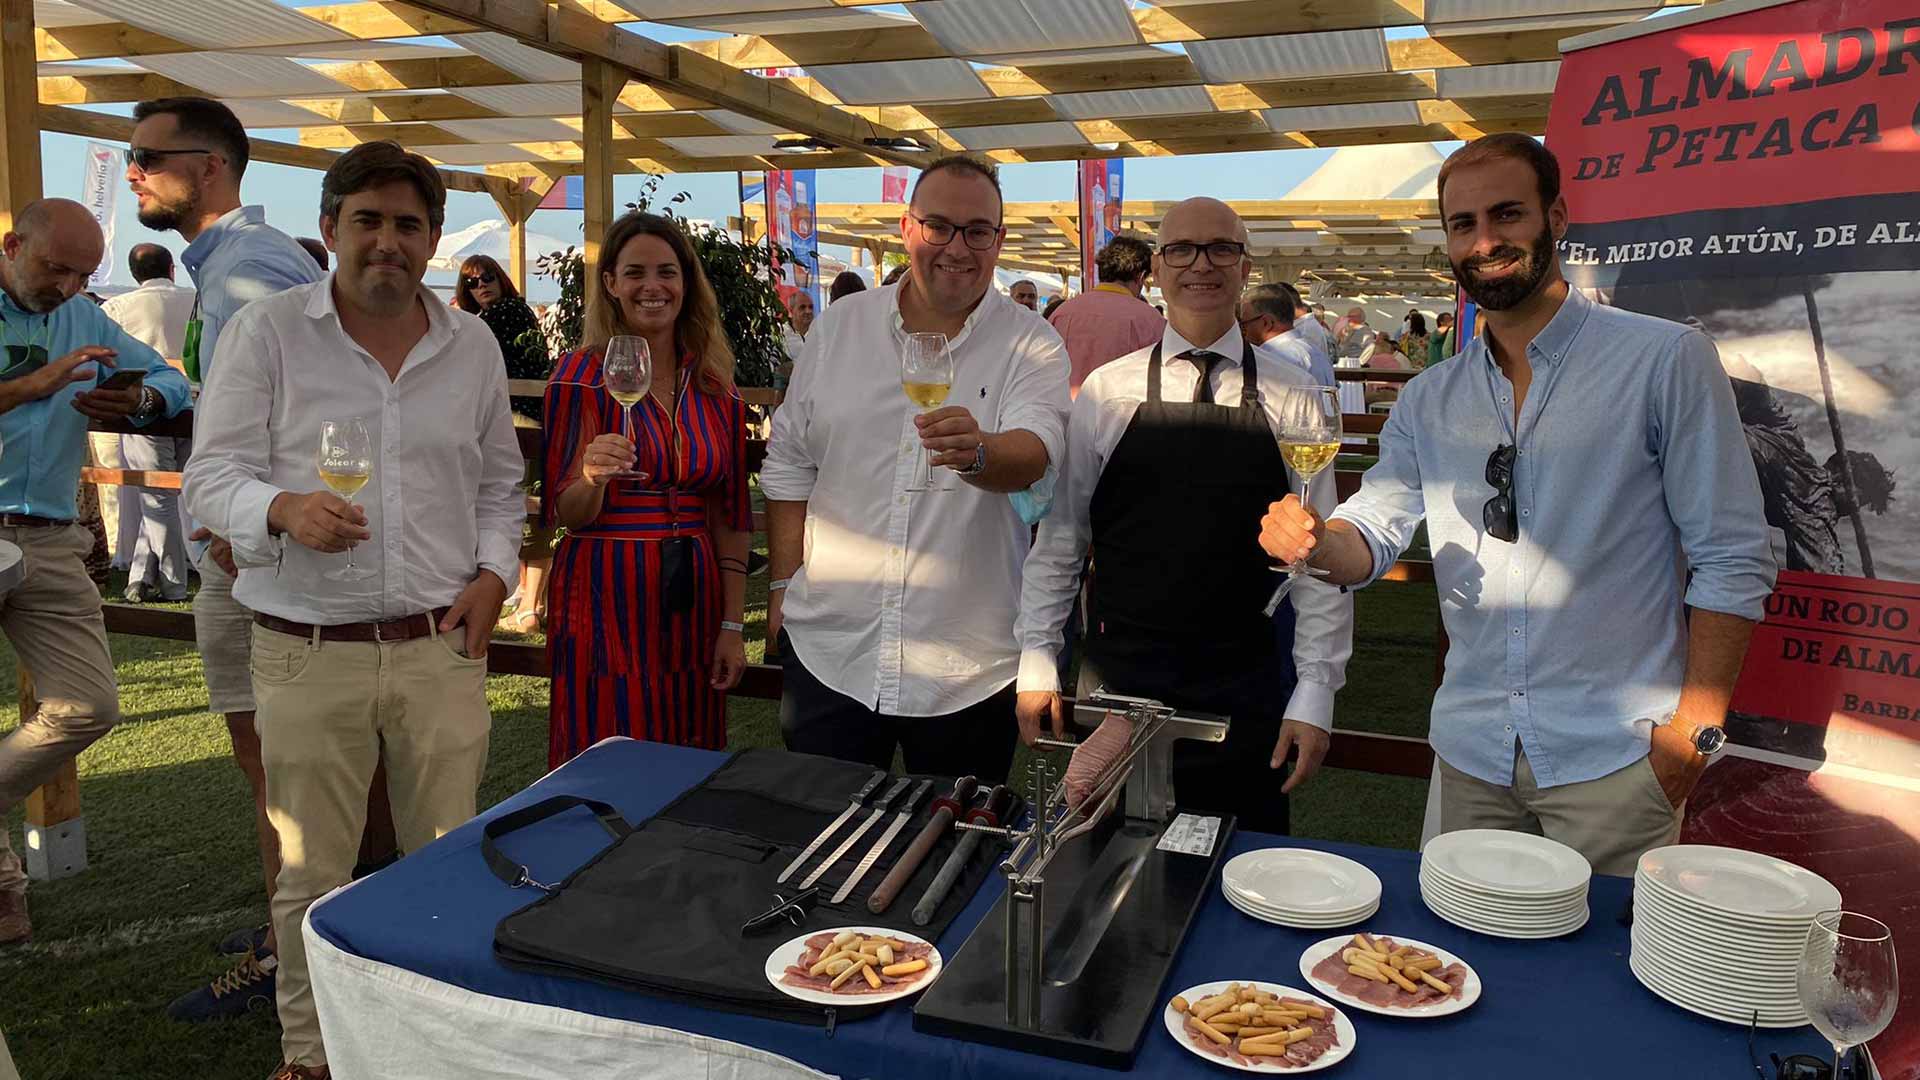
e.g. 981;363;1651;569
543;212;750;766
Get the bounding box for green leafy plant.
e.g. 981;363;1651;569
533;175;791;388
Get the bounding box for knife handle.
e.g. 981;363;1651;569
968;785;1016;826
867;807;954;914
929;775;979;818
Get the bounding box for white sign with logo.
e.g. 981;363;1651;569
80;142;120;288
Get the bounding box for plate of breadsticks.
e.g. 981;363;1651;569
1297;932;1481;1018
766;926;941;1007
1164;981;1356;1072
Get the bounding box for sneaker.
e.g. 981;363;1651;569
267;1063;330;1080
0;888;28;947
216;922;270;957
165;946;277;1021
123;581;151;604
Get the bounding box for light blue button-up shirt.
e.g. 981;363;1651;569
1331;287;1776;789
180;205;322;377
0;289;192;519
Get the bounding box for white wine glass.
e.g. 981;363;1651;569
1798;910;1896;1080
1263;385;1341;615
901;332;954;491
602;335;651;482
317;417;376;582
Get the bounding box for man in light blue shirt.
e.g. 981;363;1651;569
0;199;190;943
1239;282;1337;388
1259;135;1775;876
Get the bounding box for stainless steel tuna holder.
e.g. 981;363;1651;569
950;690;1226;1028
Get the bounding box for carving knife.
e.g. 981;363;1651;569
832;778;933;905
776;769;886;885
867;775;978;914
800;775;914;890
911;785;1016;926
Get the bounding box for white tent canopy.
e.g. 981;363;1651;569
430;219;573;273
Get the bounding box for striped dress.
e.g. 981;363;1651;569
542;346;751;765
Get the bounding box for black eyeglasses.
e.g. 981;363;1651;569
126;147;214;172
1748;1012;1835;1080
1158;241;1247;268
907;213;1002;251
463;274;497;287
1484;444;1518;543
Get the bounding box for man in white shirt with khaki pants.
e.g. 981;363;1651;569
762;156;1068;783
183;141;523;1080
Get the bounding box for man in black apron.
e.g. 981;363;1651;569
1013;198;1353;834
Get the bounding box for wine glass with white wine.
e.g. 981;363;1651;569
602;335;651;482
316;417;376;582
1798;910;1896;1080
1263;384;1341;615
901;332;954;491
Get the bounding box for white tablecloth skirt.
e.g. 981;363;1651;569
306;902;836;1080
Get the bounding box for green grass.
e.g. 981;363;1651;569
0;566;1436;1080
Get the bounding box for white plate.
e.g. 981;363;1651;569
1422;831;1591;896
1420;883;1587;928
1636;846;1839;922
1632;889;1814;949
1424;892;1590;939
1629;954;1807;1028
1228;888;1379;929
1225;884;1380;922
1419;873;1588;920
1223;849;1384;915
764;926;943;1008
1421;863;1589;905
1629;925;1801;985
1634;876;1829;938
1163;981;1357;1074
1297;935;1481;1019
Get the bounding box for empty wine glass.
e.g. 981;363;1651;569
901;332;954;491
602;335;651;482
1798;910;1896;1080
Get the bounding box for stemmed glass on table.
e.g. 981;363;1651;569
1264;384;1342;615
901;332;954;491
316;417;376;582
602;335;652;483
1797;910;1896;1080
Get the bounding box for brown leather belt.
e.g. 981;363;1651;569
254;608;450;644
0;513;74;528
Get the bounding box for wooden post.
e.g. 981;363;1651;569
580;58;618;335
0;0;43;235
488;183;534;295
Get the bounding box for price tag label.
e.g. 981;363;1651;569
1156;813;1222;857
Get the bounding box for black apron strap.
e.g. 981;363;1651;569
482;795;633;892
1238;339;1259;408
1146;341;1163;403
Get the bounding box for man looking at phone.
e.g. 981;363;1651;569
0;198;190;946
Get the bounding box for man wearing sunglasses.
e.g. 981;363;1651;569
128;96;338;1023
1016;198;1353;834
1258;134;1774;876
763;156;1067;784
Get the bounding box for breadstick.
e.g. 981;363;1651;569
861;964;882;989
1405;955;1444;973
1348;963;1390;984
1354;933;1378;953
831;931;858;948
1419;971;1453;994
829;959;869;990
877;944;895;965
1388;945;1408;959
1170;995;1190;1014
1189;1018;1230;1046
1286;1003;1326;1019
1381;965;1421;993
1235;1025;1288;1038
1260;1010;1301;1025
881;958;928;977
1192;996;1237;1022
808;951;849;977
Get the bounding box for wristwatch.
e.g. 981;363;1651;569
1668;714;1728;759
131;385;162;423
958;441;987;477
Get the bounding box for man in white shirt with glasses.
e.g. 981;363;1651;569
763;156;1068;784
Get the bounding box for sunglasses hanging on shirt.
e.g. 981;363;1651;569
1483;444;1518;543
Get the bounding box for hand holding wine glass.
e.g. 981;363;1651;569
901;332;954;491
1798;911;1896;1080
316;417;377;581
602;335;651;482
1271;385;1341;579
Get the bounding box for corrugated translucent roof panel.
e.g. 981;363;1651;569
1435;60;1560;98
1186;29;1388;83
808;59;989;105
1426;0;1655;35
983;44;1177;68
701;110;787;135
452;33;582;83
449;84;583;117
1045;85;1214;120
436;117;582;143
909;0;1140;58
132;54;351;97
67;0;348;48
1263;101;1423;131
221;99;335;128
416;144;559;165
661;134;782;156
667;6;914;34
34;0;114;27
237;41;467;61
616;0;834;17
945;121;1088;151
38;61;143;75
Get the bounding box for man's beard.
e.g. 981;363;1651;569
1453;224;1555;312
136;189;198;232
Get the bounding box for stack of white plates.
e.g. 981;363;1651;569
1222;848;1382;928
1419;830;1591;938
1629;845;1840;1028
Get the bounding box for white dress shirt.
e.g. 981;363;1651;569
182;277;525;625
101;279;197;362
1014;323;1353;731
761;283;1070;716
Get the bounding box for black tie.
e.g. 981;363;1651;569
1178;349;1223;404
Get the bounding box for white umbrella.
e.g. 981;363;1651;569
429;219;573;273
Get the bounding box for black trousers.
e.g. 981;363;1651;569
778;633;1019;784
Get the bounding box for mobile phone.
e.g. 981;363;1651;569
97;369;146;392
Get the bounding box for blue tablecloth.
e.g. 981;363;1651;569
309;739;1829;1078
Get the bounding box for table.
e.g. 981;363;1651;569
306;739;1830;1079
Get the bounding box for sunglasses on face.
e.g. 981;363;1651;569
464;274;497;288
1158;241;1247;268
1484;444;1518;543
126;147;214;172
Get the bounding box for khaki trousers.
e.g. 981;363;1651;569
0;1024;18;1080
0;525;120;893
253;623;491;1068
194;559;256;716
1434;744;1683;878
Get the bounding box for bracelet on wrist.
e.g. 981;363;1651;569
719;620;745;633
768;577;790;592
